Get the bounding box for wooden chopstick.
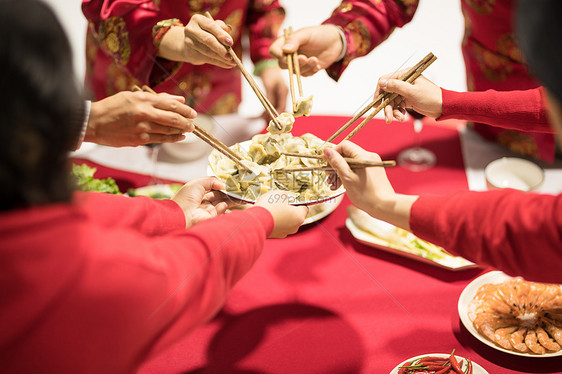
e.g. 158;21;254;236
326;53;436;142
130;84;252;172
204;12;282;131
289;27;303;97
274;160;395;173
281;152;396;168
284;29;297;113
285;27;303;113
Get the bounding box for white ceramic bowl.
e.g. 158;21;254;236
161;115;215;161
484;157;544;191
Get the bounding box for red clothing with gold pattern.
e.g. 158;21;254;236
323;0;554;161
82;0;284;115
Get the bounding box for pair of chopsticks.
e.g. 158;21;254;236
326;52;437;142
131;84;252;172
284;27;303;113
278;152;396;172
204;12;282;131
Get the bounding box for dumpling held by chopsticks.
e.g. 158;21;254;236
293;95;313;117
267;112;295;134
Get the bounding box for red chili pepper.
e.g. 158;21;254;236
467;359;473;374
449;354;464;374
398;361;411;374
434;366;452;374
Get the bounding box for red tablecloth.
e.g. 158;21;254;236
75;117;561;373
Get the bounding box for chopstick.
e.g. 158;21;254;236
204;12;282;131
274;160;395;173
131;84;253;172
280;151;396;169
326;53;437;142
284;27;303;113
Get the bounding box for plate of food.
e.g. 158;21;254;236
207;132;345;206
458;271;562;357
346;206;477;270
389;352;488;374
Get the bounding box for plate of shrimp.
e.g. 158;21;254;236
458;271;562;357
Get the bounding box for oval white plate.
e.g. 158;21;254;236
345;218;477;271
458;271;562;358
207;140;345;206
389;353;488;374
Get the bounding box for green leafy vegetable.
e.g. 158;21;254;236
72;164;120;194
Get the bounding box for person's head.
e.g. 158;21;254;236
0;0;84;211
517;0;562;143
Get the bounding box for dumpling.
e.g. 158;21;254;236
267;112;295;134
293;95;313;117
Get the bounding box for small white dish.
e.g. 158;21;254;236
484;157;544;191
389;353;488;374
161;115;215;161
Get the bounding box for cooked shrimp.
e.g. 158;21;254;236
536;326;561;352
509;328;529;353
544;321;562;345
473;313;518;342
525;329;546;354
494;326;517;350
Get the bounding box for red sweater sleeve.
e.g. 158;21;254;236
410;190;562;283
322;0;418;81
73;191;186;235
439;87;552;133
0;201;274;372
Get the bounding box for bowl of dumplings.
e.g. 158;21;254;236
207;132;345;209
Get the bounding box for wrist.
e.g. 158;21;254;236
367;194;418;232
157;26;187;61
84;100;98;143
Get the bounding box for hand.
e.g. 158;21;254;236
86;91;196;147
259;66;288;115
323;141;417;231
255;191;308;238
157;15;236;68
172;177;237;228
374;69;443;124
269;25;343;77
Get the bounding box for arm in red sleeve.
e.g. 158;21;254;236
77;206;274;366
439;87;552;133
73;191;186;235
247;0;285;64
81;0;171;85
322;0;418;81
410;190;562;283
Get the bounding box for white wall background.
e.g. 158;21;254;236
44;0;466;117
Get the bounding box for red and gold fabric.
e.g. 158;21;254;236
82;0;285;115
323;0;555;161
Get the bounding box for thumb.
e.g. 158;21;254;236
282;33;304;54
323;147;353;180
381;79;416;98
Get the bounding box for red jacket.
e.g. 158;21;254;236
0;192;273;373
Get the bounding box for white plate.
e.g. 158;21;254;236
207;140;345;206
458;271;562;358
303;194;343;225
389;353;488;374
345;218;478;271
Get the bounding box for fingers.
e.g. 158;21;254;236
297;56;322;76
137;122;185;135
380;78;416;99
197;15;233;46
187;176;225;193
138;132;185;144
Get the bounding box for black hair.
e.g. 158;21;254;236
0;0;85;210
517;0;562;103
